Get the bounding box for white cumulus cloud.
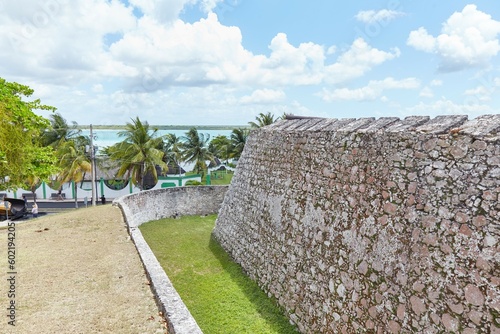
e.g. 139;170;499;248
355;9;405;24
419;87;434;98
407;4;500;72
0;0;406;124
240;89;286;104
128;0;222;23
403;98;492;118
321;77;419;102
464;85;493;102
465;85;490;96
324;38;400;84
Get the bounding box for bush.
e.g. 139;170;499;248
185;180;203;186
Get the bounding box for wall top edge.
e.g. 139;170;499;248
264;114;500;137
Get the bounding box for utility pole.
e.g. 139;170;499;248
90;124;96;206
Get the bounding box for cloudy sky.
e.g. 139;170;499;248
1;1;499;126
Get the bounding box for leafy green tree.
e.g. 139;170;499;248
56;139;91;208
229;128;249;160
107;117;168;190
182;128;214;175
24;152;58;202
209;135;232;164
248;112;278;128
0;77;58;190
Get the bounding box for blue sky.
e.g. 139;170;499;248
0;1;499;125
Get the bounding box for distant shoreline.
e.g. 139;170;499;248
77;125;249;130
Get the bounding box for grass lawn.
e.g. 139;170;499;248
206;170;234;185
140;215;298;334
185;170;234;185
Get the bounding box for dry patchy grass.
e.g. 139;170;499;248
0;205;166;334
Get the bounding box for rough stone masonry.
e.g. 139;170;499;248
213;115;500;333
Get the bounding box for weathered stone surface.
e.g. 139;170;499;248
462;328;478;334
442;313;459;332
416;115;468;134
397;304;406;320
386;116;430;132
337;117;375;132
285;119;316;131
447;301;464;315
213;115;499;333
468;309;483;325
387;320;401;333
117;186;228;228
294;118;325;131
358;117;400;133
461;114;500;136
306;118;340;131
464;285;485;306
410;296;426;316
358;260;369;275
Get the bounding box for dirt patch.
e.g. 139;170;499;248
0;205;167;333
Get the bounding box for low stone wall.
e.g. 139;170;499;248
114;186;229;334
213;115;500;333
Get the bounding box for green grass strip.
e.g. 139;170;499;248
207;171;233;185
140;215;298;334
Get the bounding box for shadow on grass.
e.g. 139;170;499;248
208;234;298;333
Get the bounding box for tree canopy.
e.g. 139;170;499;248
56;139;91;208
229;128;249;160
209;135;232;163
182;127;214;175
162;133;185;176
0;77;57;190
42;112;82;147
248;112;279;129
107;117;168;190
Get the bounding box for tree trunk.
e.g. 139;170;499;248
141;162;145;191
74;186;78;209
31;187;37;204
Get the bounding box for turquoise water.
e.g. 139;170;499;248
83;129;233;150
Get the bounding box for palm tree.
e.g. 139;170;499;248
42;112;81;147
56;139;91;208
209;135;232;164
107;117;168;190
181;128;214;176
163;133;184;177
229;128;249;160
248;112;277;128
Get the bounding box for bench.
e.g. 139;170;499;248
51;193;66;200
22;193;36;200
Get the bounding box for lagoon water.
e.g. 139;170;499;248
84;128;234;150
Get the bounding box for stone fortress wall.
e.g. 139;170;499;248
213;115;500;333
